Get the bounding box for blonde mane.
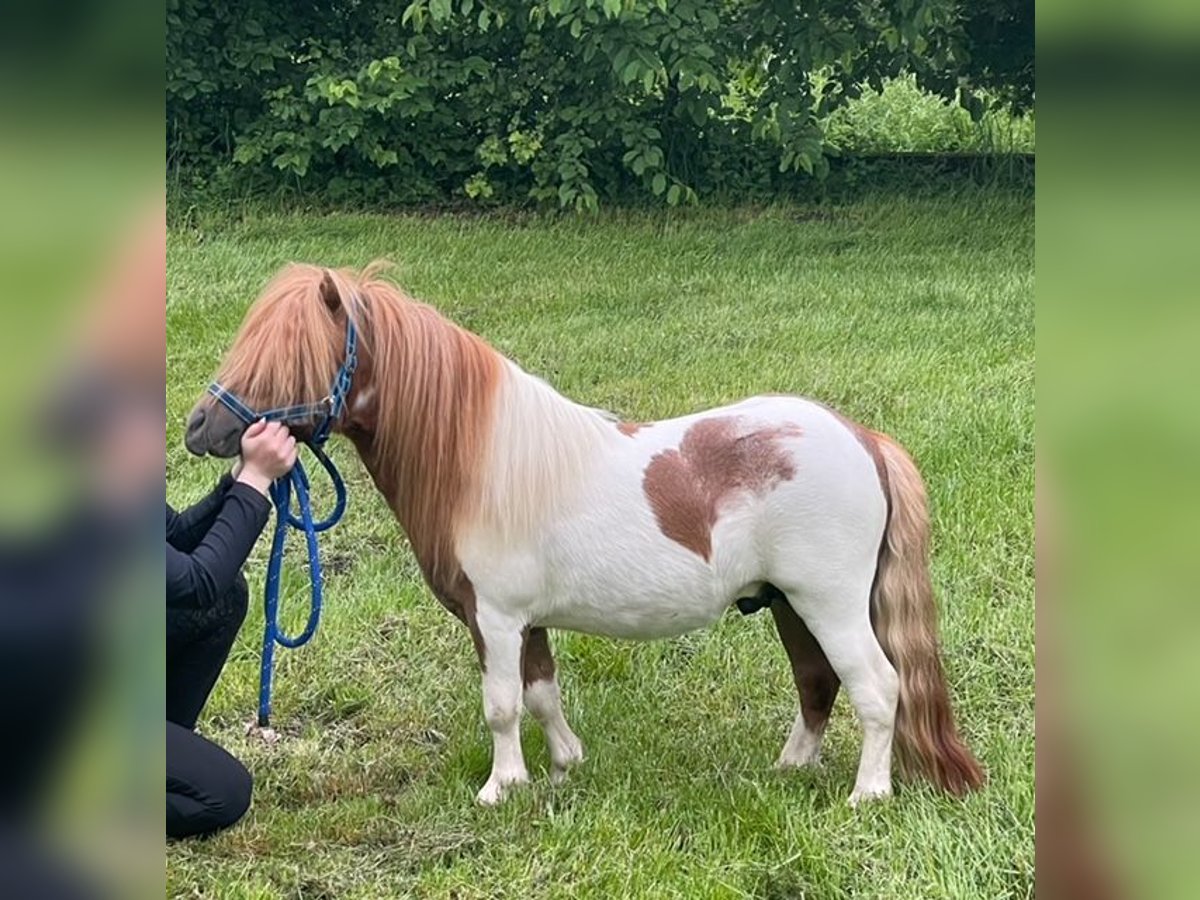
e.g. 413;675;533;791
218;262;614;591
341;264;504;588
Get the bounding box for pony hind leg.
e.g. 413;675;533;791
767;587;841;769
780;583;899;805
521;627;584;783
473;605;531;805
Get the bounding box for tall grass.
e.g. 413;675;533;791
822;75;1036;154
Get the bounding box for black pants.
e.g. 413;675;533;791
166;722;251;839
166;576;251;839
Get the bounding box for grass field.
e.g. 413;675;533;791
166;190;1034;899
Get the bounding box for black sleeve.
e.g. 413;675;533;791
166;483;271;622
166;473;237;553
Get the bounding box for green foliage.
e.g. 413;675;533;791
917;0;1033;117
167;0;1030;209
823;74;1035;153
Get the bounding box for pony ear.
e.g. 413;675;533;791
318;269;342;313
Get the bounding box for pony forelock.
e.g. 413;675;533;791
215;263;354;414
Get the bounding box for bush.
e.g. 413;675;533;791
167;0;1033;209
822;74;1034;154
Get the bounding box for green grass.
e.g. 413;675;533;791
166;190;1033;899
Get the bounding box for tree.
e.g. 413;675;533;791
167;0;1032;208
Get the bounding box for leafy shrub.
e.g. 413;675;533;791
167;0;1033;209
822;74;1034;154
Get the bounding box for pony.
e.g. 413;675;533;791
184;262;985;806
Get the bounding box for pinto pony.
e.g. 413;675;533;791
185;263;984;805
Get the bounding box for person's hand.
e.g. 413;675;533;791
235;420;297;496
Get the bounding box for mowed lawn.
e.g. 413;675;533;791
166;192;1033;899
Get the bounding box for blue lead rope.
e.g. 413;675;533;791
207;318;358;727
258;445;347;726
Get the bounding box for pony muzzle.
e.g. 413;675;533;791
185;402;244;458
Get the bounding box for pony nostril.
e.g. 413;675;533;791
184;408;210;456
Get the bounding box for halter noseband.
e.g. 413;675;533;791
207;320;359;445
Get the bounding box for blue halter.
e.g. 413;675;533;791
207;322;359;442
207;320;358;726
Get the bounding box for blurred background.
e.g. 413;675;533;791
1038;2;1200;895
0;0;161;897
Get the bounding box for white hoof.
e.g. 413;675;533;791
775;749;822;770
552;734;585;777
475;770;529;806
774;724;824;770
550;734;585;784
848;783;892;807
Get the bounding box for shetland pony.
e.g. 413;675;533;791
184;263;984;805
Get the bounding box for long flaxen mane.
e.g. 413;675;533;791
217;262;505;590
343;264;504;588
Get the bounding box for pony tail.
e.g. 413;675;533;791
870;434;985;795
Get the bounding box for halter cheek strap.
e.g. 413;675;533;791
313;322;357;444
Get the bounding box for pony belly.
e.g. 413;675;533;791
538;594;728;640
530;493;763;639
535;564;735;639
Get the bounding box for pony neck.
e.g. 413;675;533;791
344;296;615;584
475;360;619;541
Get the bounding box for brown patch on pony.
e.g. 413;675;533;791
867;431;986;795
430;570;487;670
521;627;556;687
617;421;644;437
209;262;503;665
642;417;803;561
769;593;840;731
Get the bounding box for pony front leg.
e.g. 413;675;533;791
522;627;584;783
475;608;530;805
